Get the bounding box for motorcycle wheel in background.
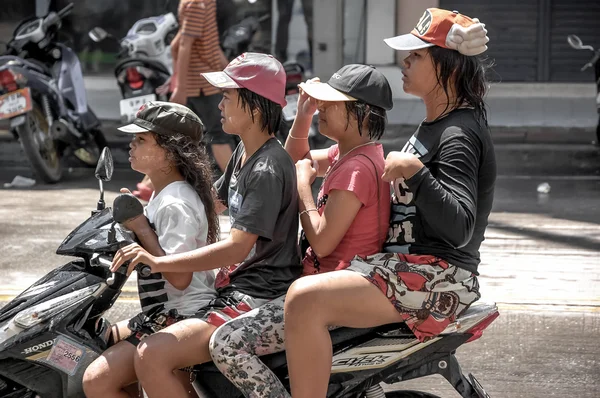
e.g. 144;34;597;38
16;103;62;183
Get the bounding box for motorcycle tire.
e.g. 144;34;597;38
73;129;108;168
17;104;63;183
384;391;442;398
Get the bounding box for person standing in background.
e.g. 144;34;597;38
170;0;235;174
275;0;313;66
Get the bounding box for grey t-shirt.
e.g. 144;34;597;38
214;138;302;299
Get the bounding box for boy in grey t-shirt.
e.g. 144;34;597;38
110;53;301;396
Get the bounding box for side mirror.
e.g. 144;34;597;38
112;194;144;224
95;147;114;182
567;35;594;51
89;27;108;43
94;147;113;211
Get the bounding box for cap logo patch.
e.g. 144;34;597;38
136;103;148;117
331;73;342;79
229;54;245;67
415;10;433;36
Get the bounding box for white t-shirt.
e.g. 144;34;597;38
137;180;217;316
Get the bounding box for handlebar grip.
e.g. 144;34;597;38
136;264;152;278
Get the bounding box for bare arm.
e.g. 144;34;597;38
122;216;193;290
111;228;259;275
299;189;362;258
174;33;194;94
284;81;323;166
284;90;331;176
170;31;182;64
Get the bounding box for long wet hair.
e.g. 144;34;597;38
237;88;283;136
344;102;387;141
428;46;492;124
154;133;220;245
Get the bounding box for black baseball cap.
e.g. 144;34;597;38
299;64;393;111
118;101;205;142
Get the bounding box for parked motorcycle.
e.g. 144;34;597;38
0;148;150;398
88;12;178;123
0;2;107;183
568;34;600;145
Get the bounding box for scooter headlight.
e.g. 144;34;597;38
13;284;102;329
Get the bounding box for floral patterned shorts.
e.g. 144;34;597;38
348;253;481;342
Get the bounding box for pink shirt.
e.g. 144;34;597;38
302;143;391;275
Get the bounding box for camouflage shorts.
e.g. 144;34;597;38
209;296;290;398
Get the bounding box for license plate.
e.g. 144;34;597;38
282;93;299;121
0;87;32;120
119;94;156;123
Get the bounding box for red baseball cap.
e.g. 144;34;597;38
201;53;287;107
384;8;489;56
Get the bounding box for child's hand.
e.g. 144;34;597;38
382;152;423;182
111;243;160;275
296;158;317;187
297;78;320;119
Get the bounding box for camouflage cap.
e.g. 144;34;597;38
118;101;205;142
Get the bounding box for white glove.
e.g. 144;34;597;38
446;18;490;56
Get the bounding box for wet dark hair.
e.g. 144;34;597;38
344;102;387;141
428;46;492;124
237;88;283;136
154;133;220;245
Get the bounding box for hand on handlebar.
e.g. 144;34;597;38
111;243;159;275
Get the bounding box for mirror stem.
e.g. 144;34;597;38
97;180;106;211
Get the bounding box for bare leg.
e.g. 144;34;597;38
82;341;138;398
283;271;404;398
210;143;233;173
134;318;216;398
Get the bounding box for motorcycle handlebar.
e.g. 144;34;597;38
57;3;74;19
43;3;74;30
136;264;152;278
589;52;600;68
582;52;600;71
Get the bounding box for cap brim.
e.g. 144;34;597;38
201;71;241;89
117;123;151;134
384;33;435;51
299;82;356;102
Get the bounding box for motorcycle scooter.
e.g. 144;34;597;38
0;148;498;397
88;12;178;124
0;2;107;183
0;148;151;398
568;34;600;145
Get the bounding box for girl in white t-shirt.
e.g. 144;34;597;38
83;101;219;397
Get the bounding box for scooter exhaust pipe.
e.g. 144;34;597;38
51;118;82;144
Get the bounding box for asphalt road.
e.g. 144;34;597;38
0;142;599;397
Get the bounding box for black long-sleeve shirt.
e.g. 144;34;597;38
383;108;496;274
